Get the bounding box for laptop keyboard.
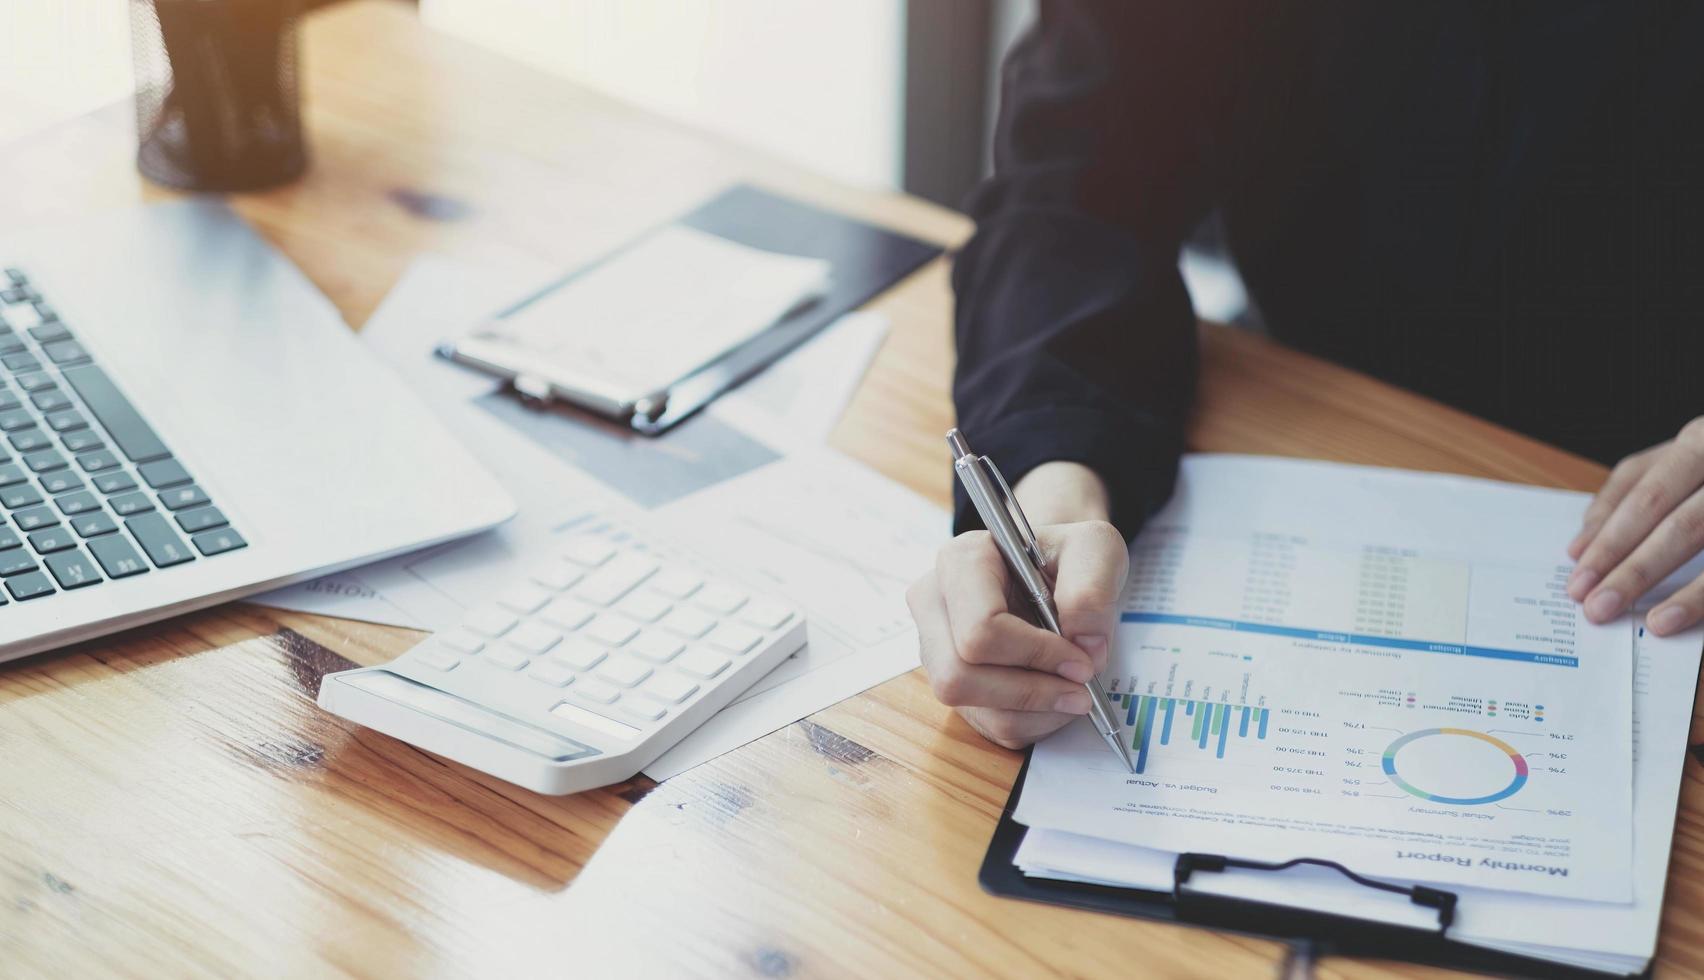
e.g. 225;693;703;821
0;267;246;603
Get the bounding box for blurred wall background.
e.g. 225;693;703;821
0;0;1246;321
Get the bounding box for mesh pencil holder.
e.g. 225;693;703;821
130;0;310;191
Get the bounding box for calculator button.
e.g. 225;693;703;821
561;537;616;567
571;678;622;704
740;600;796;630
539;596;596;631
507;622;562;656
529;561;584;591
497;583;552;614
527;660;576;688
596;657;652;688
549;637;607;671
12;505;56;531
0;485;41;508
694;584;748;615
629;633;684;664
482;647;530;671
0;463;24;486
616;591;671;623
649;569;703;598
465;606;518;638
676;648;731;679
705;624;762;655
641;673;698;704
661;607;715;639
414;649;461;672
575;554;658;606
618;700;666;723
585;615;639;647
439;628;485;654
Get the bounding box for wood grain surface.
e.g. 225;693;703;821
0;3;1696;977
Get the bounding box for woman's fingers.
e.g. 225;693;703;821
1648;572;1704;637
1579;487;1704;622
1572;430;1704;617
1570;445;1661;560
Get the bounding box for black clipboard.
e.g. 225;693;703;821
979;752;1648;979
443;184;941;436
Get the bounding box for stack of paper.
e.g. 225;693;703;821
1009;456;1702;975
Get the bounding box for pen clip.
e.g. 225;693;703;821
982;455;1047;572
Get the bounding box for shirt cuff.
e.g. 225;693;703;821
949;405;1181;540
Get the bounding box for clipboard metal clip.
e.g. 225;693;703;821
1172;852;1459;932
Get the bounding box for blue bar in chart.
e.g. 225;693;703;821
1107;691;1272;774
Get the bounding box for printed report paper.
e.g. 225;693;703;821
1014;456;1634;901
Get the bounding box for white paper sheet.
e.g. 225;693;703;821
1016;612;1701;973
252;255;934;781
478;226;830;398
1014;456;1635;902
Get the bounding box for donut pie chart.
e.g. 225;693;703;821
1381;727;1529;805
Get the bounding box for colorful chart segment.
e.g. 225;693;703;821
1382;727;1529;805
1108;692;1270;774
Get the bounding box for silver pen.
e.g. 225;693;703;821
947;428;1135;773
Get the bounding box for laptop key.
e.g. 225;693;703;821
28;527;74;554
1;484;41;508
0;390;18;412
0;336;24;356
92;471;136;495
14;372;54;393
0;527;18;550
126;512;194;567
0;463;25;487
59;364;172;464
39;470;82;495
12;505;57;531
61;430;102;453
44;550;100;589
28;323;70;344
160;483;209;510
175;506;227;533
42;340;88;366
109;491;153;516
46;410;86;433
71;512;118;537
8;429;49;453
138;458;190;488
6;570;54;600
87;534;148;578
54;491;99;516
75;450;120;473
190;526;246;557
23;450;65;473
0;548;37;576
2;352;40;372
0;408;33;431
30;389;70;413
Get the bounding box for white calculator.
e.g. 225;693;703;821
317;532;806;794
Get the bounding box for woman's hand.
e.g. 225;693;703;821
906;462;1129;749
1569;419;1704;635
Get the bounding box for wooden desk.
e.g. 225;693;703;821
1;2;1698;976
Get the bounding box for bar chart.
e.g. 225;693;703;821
1106;691;1271;774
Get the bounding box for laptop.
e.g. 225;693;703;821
0;200;514;662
